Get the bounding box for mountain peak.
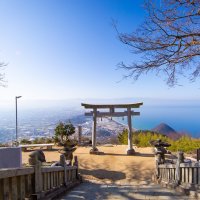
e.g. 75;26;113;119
152;123;177;135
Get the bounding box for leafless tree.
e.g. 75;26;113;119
117;0;200;86
0;61;6;87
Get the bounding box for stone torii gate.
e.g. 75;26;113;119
81;102;143;155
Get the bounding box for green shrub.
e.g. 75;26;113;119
118;129;168;147
54;121;75;146
45;137;54;144
118;129;128;144
117;129;200;153
32;137;53;144
32;137;44;144
20;139;32;144
168;136;200;153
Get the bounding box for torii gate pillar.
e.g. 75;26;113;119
127;107;135;155
91;108;98;153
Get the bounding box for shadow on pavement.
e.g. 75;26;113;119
60;181;189;200
79;168;126;181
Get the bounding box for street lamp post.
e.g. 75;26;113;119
15;96;22;146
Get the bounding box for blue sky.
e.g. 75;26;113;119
0;0;200;103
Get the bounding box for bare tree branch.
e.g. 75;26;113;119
117;0;200;86
0;61;7;87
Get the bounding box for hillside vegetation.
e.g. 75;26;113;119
118;129;200;153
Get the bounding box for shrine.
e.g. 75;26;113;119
81;102;143;155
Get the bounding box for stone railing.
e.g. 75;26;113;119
158;163;200;187
0;167;34;199
0;155;81;200
154;152;200;197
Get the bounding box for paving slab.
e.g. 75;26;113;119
60;181;197;200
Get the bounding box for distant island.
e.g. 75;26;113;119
152;123;177;135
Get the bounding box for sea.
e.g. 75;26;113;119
115;105;200;138
0;101;199;143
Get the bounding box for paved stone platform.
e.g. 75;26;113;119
60;181;197;200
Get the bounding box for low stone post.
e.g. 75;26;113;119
175;151;184;185
29;157;43;199
60;154;66;167
73;156;81;181
60;154;67;185
34;159;43;193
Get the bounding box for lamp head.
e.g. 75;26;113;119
16;96;22;99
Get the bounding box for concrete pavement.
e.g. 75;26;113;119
60;181;197;200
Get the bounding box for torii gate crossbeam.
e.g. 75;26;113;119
81;102;143;155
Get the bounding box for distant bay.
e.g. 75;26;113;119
0;104;200;143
